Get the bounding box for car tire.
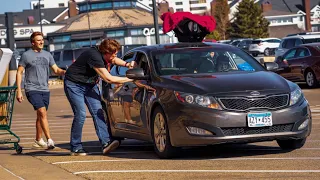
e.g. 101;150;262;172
277;138;306;150
151;107;179;159
252;53;258;57
305;70;318;88
264;48;270;56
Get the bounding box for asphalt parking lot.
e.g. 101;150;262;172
0;83;320;179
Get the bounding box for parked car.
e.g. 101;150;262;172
274;43;320;88
101;42;312;159
230;39;253;52
51;47;89;70
275;34;320;59
249;38;281;57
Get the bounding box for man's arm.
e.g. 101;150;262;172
112;57;137;68
94;67;133;84
16;66;25;103
51;64;66;76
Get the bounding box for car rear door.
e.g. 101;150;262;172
289;47;311;81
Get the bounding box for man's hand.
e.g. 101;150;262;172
128;61;137;69
16;91;24;103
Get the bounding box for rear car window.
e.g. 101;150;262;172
74;49;87;59
63;50;73;61
252;40;262;44
303;38;320;44
53;52;61;62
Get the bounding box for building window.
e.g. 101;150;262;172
130;29;143;36
106;30;125;37
175;2;183;5
190;7;207;11
52;36;71;43
190;0;207;4
131;36;147;44
58;3;64;7
176;8;183;12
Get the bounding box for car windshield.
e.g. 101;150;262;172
151;47;265;76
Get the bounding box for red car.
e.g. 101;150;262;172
274;43;320;88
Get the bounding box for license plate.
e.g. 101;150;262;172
247;112;272;127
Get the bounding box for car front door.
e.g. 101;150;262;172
276;48;298;80
104;51;150;135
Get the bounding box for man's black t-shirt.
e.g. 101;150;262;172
65;47;106;84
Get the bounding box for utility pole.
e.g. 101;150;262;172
152;0;160;44
87;0;92;47
38;0;43;33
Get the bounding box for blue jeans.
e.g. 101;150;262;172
64;79;111;152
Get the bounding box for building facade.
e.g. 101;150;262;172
47;0;178;52
30;0;85;9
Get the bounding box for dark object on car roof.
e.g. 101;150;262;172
161;12;216;43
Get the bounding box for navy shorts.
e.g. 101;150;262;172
25;91;50;110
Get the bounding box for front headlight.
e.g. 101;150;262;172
174;91;221;110
290;88;303;106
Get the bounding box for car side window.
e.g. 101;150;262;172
53;52;61;62
63;50;73;61
117;52;136;76
284;39;295;49
295;39;303;46
135;52;149;75
283;49;297;60
296;48;310;58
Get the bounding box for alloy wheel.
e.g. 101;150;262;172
306;72;314;87
153;112;166;152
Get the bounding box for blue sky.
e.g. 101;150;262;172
0;0;31;14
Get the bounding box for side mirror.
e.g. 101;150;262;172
264;62;279;71
126;68;149;80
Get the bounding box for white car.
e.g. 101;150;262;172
249;38;281;57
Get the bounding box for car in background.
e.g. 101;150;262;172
217;40;232;44
274;43;320;88
230;39;253;52
275;34;320;59
51;47;89;70
101;42;312;158
249;38;281;57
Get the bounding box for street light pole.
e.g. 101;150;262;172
87;0;92;47
38;0;43;33
152;0;160;44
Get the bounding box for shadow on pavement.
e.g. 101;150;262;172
14;140;294;160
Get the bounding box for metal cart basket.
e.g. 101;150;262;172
0;86;22;154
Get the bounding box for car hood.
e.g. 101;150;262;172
157;71;291;96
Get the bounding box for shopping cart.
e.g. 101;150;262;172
0;86;22;154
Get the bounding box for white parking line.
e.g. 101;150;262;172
73;169;320;174
52;157;320;165
0;164;25;180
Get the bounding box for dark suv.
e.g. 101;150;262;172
51;47;89;70
275;34;320;59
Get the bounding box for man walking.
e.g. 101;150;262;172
16;32;66;149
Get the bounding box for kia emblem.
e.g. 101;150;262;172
250;91;260;96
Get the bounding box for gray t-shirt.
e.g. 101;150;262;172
19;49;55;92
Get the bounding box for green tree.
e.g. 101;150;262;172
213;0;230;40
206;30;221;41
228;0;270;38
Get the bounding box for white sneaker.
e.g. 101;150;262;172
32;138;47;148
47;139;55;150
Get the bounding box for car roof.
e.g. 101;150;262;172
299;42;320;47
129;42;235;53
283;34;320;40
